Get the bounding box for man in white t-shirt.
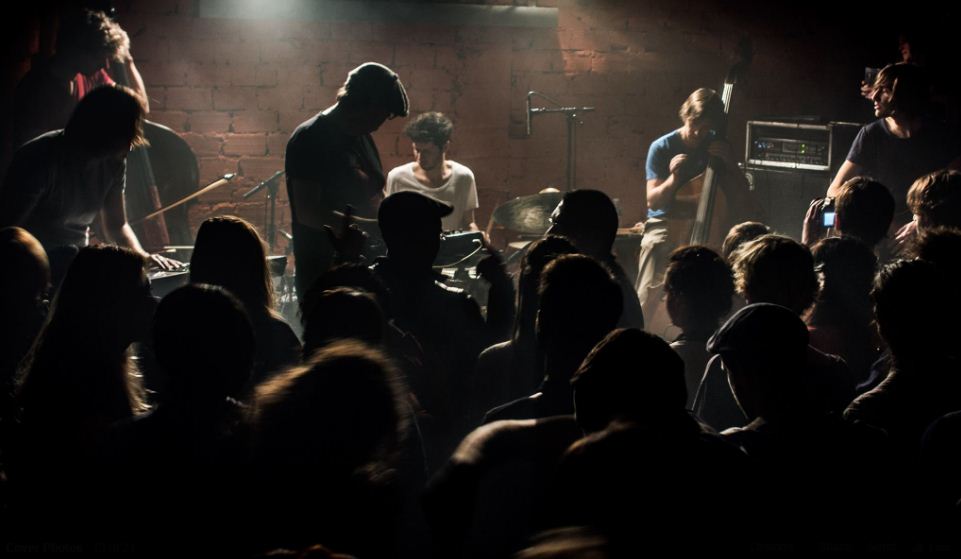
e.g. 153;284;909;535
387;112;479;231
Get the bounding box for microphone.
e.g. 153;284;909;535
242;170;285;199
526;91;534;136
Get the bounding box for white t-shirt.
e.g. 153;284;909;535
385;160;479;231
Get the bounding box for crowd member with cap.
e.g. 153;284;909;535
371;190;513;469
285;62;409;300
710;303;894;546
692;235;855;431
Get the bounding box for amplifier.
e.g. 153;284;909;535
745;120;859;173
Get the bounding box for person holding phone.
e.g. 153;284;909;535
802;177;895;255
821;197;837;228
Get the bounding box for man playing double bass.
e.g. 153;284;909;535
635;87;755;319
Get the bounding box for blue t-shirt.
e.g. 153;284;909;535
645;129;710;219
846;118;961;215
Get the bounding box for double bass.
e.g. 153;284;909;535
643;40;755;339
665;39;754;250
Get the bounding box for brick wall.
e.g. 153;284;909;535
118;0;884;250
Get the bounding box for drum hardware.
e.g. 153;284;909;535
242;170;285;251
331;209;378;223
132;173;236;224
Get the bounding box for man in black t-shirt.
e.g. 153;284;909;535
284;62;409;300
829;63;961;251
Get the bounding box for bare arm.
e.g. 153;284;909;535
647;152;697;211
288;177;331;229
463;209;478;232
102;184;180;269
101;182;146;254
646;175;681;212
828;160;865;198
122;57;150;113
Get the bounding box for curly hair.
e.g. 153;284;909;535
57;9;130;62
404;112;454;147
907;170;961;231
721;221;771;262
732;234;818;315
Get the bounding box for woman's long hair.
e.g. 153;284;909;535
190;216;274;316
16;246;151;431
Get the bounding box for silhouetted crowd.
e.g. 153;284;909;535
2;172;961;556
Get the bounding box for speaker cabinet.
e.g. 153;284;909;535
743;166;831;241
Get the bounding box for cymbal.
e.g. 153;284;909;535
492;191;564;235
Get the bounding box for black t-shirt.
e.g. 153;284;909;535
284;111;385;295
284;111;385;221
846;118;961;215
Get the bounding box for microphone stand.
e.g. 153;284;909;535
526;91;595;191
243;170;285;251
